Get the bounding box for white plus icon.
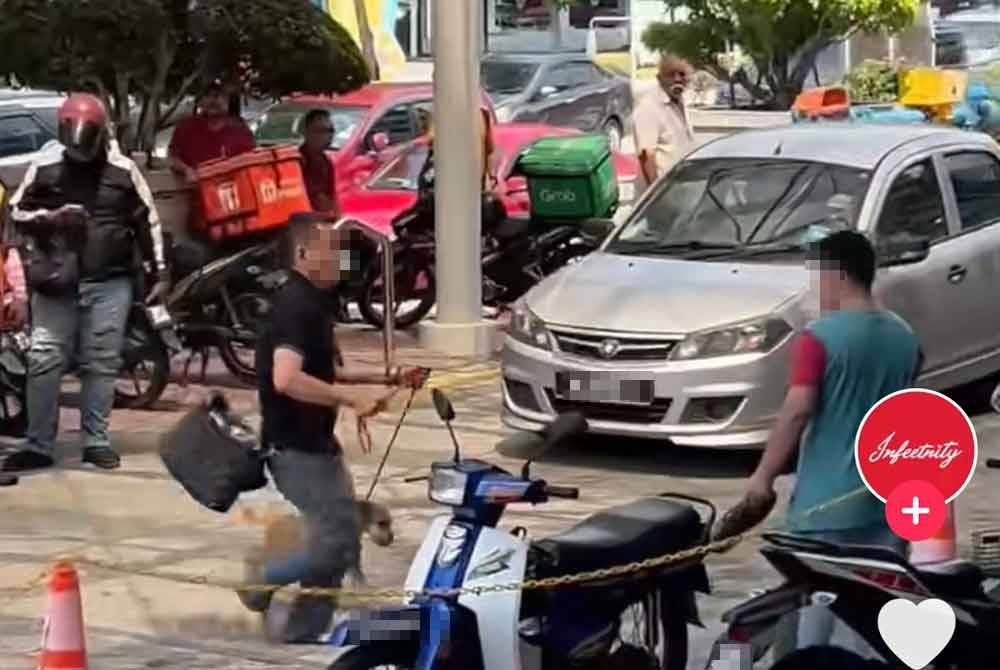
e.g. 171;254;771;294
902;496;930;525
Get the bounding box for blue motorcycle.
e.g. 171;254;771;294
325;389;717;670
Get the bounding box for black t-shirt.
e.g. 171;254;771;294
257;271;339;454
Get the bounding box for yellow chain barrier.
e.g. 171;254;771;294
0;485;871;606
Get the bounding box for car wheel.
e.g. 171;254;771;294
603;118;623;151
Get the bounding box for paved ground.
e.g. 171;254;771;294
3;327;1000;669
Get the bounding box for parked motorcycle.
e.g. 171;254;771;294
0;301;178;428
357;179;600;330
710;465;1000;669
323;389;714;670
162;234;281;386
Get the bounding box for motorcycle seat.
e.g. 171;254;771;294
492;218;534;241
913;560;985;599
531;497;704;577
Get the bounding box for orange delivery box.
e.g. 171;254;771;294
193;146;311;241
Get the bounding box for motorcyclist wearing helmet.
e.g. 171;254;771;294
2;92;168;472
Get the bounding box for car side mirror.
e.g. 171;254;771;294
369;132;389;152
878;236;931;267
579;217;616;242
538;85;559;100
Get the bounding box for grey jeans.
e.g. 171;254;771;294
25;277;132;455
264;447;360;638
772;525;908;661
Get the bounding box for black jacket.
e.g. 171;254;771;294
8;144;166;284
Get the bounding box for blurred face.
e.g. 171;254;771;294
199;88;229;118
808;259;847;312
296;224;362;288
658;64;690;101
304;114;334;151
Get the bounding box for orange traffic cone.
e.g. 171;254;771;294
909;503;959;565
38;562;87;670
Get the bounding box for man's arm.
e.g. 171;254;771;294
632;101;660;186
273;348;365;406
747;332;824;495
167;121;197;181
8;155;65;224
3;247;27;302
116;154;167;274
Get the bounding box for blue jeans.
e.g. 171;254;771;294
25;277;132;455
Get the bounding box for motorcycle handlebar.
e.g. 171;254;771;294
544;484;580;499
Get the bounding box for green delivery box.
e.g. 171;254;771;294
517;134;618;219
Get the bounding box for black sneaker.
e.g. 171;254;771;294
0;473;18;486
1;449;54;472
81;446;121;470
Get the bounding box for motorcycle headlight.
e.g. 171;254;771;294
495;105;513;123
671;317;792;361
509;303;552;350
429;466;468;506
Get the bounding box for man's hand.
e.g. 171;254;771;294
390;367;430;390
348;386;398;419
3;298;27;327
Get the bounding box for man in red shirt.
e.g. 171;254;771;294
168;80;255;183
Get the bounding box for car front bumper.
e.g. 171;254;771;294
500;333;793;449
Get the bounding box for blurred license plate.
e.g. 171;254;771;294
555;371;653;405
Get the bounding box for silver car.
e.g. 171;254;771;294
501;124;1000;447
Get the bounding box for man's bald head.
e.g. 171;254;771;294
657;54;692;102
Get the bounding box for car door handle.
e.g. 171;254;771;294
947;264;967;284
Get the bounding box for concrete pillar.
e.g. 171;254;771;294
419;0;497;357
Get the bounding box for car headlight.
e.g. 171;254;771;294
671;317;792;360
510;302;552;350
495;105;513;123
429;465;468;506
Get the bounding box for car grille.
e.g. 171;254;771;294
545;390;672;424
549;328;680;362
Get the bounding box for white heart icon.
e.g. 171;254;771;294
878;598;956;669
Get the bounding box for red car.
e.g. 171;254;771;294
339;122;639;236
253;83;496;199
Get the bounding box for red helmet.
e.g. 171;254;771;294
58;93;109;162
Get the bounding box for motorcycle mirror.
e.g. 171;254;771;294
543;412;588;449
432;389;456;423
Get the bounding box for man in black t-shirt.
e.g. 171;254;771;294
241;214;420;641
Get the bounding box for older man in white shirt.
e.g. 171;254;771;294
632;54;697;194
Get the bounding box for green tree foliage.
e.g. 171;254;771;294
845;60;898;102
0;0;369;153
642;0;919;109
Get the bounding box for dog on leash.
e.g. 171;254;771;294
235;499;395;580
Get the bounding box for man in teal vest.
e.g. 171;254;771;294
741;230;922;656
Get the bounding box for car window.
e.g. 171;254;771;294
539;65;573;93
944;151;1000;231
255;104;367;150
565;62;597;87
0;115;55;159
876;159;949;244
607;159;871;254
369;143;430;190
480;61;540;95
368;104;415;146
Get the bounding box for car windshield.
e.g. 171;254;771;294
255;104;367;150
368;143;430;190
481;61;540;95
606;158;872;258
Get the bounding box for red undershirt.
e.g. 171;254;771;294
788;331;827;387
